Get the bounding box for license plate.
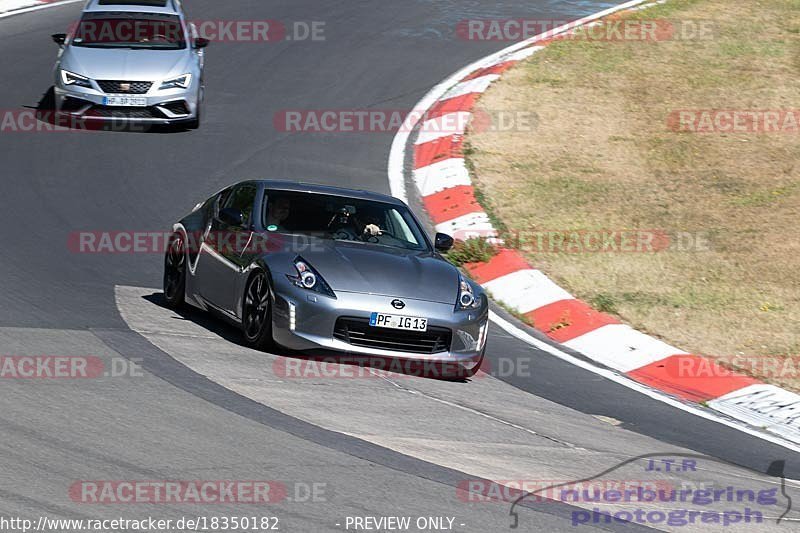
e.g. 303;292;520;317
102;96;147;107
369;312;428;332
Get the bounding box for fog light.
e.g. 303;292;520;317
289;302;297;331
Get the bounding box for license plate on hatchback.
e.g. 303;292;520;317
102;96;147;107
369;312;428;332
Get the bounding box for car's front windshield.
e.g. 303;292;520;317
262;190;430;252
71;12;186;50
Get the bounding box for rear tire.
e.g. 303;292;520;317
163;232;186;308
242;270;274;350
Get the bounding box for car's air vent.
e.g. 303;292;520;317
61;96;90;112
97;81;153;94
159;101;190;116
333;317;451;354
87;106;163;119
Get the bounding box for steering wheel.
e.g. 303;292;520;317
333;230;354;241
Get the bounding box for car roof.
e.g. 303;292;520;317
239;180;406;206
83;0;182;15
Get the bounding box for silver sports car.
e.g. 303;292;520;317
164;180;489;377
51;0;206;128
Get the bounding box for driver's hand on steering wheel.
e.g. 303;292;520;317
363;224;382;237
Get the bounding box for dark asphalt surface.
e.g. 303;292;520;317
0;0;798;531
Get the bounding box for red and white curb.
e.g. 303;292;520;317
389;0;800;447
0;0;80;19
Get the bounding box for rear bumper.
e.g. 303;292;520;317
270;275;489;371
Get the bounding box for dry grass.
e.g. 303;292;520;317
468;0;800;389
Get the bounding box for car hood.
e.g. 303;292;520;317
60;46;190;81
275;239;460;305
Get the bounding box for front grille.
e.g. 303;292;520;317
97;80;153;94
86;105;164;119
334;317;451;354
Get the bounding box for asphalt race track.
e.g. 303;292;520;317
1;1;799;532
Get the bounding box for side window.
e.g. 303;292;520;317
387;209;417;244
222;184;257;228
215;187;233;217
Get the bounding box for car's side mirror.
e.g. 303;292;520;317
194;37;210;49
52;33;67;46
434;232;454;252
218;207;244;227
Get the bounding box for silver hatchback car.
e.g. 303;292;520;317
51;0;207;128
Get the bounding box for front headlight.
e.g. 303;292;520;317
60;69;92;88
287;257;336;298
159;74;192;90
457;274;483;310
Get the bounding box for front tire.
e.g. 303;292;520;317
163;232;186;308
242;270;274;350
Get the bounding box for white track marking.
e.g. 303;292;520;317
0;0;80;19
441;74;500;101
387;0;655;201
415;111;472;145
0;0;43;12
387;0;800;449
709;385;800;443
413;158;471;197
489;311;800;452
562;324;684;373
433;211;496;236
483;270;573;315
115;285;800;527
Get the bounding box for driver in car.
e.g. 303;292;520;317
266;196;291;230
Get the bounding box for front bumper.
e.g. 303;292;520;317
270;275;489;372
54;82;198;125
